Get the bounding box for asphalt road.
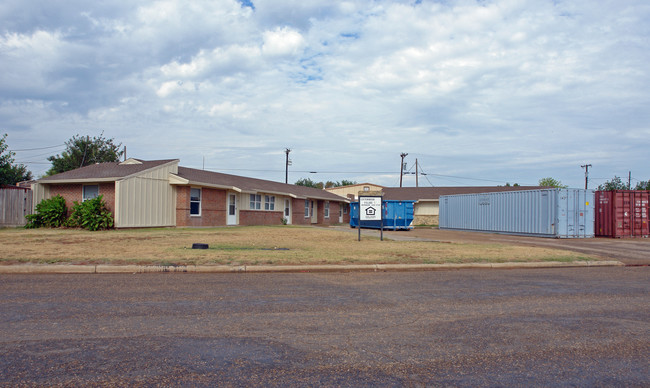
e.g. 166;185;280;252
1;268;648;386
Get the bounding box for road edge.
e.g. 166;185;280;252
0;260;626;274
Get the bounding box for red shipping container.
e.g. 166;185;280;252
595;190;649;238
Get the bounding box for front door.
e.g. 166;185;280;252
227;194;237;225
284;199;292;224
311;200;318;224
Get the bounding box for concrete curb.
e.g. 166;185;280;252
0;260;625;274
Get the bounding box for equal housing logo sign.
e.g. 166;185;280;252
358;195;383;241
359;196;382;221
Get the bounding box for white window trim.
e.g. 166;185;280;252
82;185;99;202
304;199;310;218
264;195;275;211
190;187;202;217
250;194;261;210
324;201;330;218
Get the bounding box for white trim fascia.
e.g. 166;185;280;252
168;174;242;192
251;189;298;199
295;194;350;202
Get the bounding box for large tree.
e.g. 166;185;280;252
295;178;358;189
295;178;323;189
47;134;123;176
0;133;33;185
538;177;568;188
597;176;628;191
635;180;650;190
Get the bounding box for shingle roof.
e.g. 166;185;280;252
176;167;348;202
382;186;548;201
38;159;179;182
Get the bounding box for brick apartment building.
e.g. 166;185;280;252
32;159;350;228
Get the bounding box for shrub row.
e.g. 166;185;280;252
26;195;114;231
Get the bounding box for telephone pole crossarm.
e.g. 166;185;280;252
581;164;592;190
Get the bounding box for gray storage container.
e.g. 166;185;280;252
439;189;594;238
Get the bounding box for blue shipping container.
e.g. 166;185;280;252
439;189;594;238
350;200;415;230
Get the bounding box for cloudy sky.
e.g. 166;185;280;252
2;0;649;188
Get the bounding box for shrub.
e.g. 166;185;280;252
25;195;68;228
68;195;114;231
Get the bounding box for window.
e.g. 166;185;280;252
304;200;310;218
324;201;330;218
83;185;99;202
250;194;261;210
264;195;275;211
190;188;201;216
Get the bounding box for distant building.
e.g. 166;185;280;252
327;184;545;225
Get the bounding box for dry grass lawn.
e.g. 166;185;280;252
0;225;597;266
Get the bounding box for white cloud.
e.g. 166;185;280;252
1;0;649;187
0;30;67;92
262;26;305;57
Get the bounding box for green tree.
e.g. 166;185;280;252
340;180;357;187
46;133;123;176
538;177;568;188
0;133;33;185
635;180;650;190
295;178;323;189
597;176;628;191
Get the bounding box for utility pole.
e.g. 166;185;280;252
400;153;408;188
415;158;419;187
628;171;631;190
284;148;292;184
581;164;592;190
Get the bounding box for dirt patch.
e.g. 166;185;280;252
379;227;650;265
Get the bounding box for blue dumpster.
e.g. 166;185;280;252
350;200;415;230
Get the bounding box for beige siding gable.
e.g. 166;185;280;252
115;161;178;228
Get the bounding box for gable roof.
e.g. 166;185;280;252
38;159;179;183
382;186;548;201
173;167;348;202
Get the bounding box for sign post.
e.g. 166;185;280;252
358;195;383;241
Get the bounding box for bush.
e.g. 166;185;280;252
67;195;114;231
25;195;68;228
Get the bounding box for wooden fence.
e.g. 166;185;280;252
0;188;33;227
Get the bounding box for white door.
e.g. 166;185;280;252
339;206;343;223
310;200;318;224
227;194;237;225
284;199;292;224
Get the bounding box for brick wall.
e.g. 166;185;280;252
289;198;349;226
291;198;310;225
239;210;284;226
176;186;227;227
48;183;115;216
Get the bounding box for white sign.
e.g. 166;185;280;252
359;196;382;221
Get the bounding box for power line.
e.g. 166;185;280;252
12;144;65;152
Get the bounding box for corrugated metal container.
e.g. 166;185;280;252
439;189;594;238
595;190;649;238
350;200;414;230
